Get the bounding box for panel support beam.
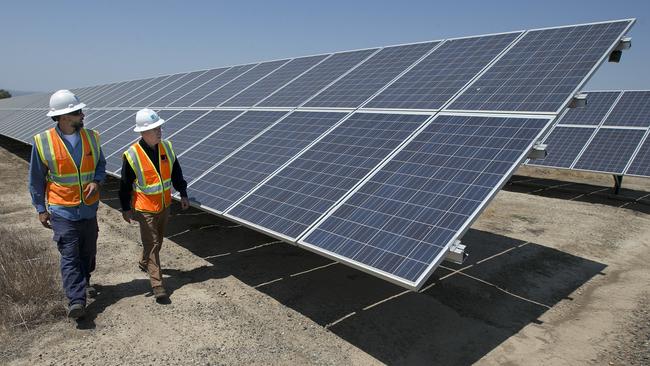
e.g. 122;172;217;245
612;174;624;195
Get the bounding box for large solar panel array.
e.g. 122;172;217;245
0;19;634;290
527;90;650;178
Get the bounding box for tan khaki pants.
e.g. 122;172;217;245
134;208;170;288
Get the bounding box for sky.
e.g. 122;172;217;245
1;0;648;93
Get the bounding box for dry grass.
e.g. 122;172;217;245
0;225;64;332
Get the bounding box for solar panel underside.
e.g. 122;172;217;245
226;113;431;240
301;114;550;288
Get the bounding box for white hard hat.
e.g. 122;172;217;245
46;89;86;117
134;108;165;132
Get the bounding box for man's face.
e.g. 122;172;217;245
141;126;162;146
60;109;84;131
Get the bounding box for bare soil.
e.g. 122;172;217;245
0;137;648;366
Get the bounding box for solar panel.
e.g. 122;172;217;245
256;49;378;108
573;128;646;173
177;110;288;182
304;42;439;108
528;126;596;168
602;91;650;127
557;91;621;125
300;114;550;288
150;68;228;107
0;19;636;290
626;136;650;177
226;112;430;240
364;32;521;110
448;20;633;113
187;111;347;212
105;110;206;173
221;55;328;107
130;72;206;108
164;110;243;156
168;64;255;107
191;60;290;107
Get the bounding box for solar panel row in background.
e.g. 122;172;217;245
0;19;635;289
527;90;650;177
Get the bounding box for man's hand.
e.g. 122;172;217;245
84;182;100;200
181;197;190;211
38;211;52;229
121;210;133;223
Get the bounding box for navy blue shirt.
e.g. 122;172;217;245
29;126;107;220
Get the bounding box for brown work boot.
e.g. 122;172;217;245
152;286;167;299
67;303;85;319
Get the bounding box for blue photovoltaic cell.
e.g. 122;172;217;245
122;73;188;108
179;110;287;182
86;110;134;133
602;91;650;127
257;49;377;108
192;60;289;107
112;76;172;107
365;32;521;110
303;115;549;286
529;126;596;168
92;79;148;108
573;128;645;173
150;68;228;107
129;72;205;108
552;91;621;126
221;55;328;107
304;42;439;108
169;64;255;107
188;111;347;212
227;113;430;239
167;110;243;156
448;20;632;113
627;137;650;177
3;110;43;140
105;110;205;174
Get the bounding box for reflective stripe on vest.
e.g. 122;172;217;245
33;128;100;206
124;140;176;213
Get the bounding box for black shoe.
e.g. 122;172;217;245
152;286;168;299
87;284;97;299
67;303;85;319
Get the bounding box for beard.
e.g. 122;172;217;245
72;120;84;131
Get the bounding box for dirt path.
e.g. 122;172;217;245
0;137;648;365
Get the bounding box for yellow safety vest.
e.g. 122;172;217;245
33;128;100;206
123;140;176;213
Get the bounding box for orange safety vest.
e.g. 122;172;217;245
123;140;176;213
33;128;101;207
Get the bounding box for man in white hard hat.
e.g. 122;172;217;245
119;108;190;300
29;89;106;319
